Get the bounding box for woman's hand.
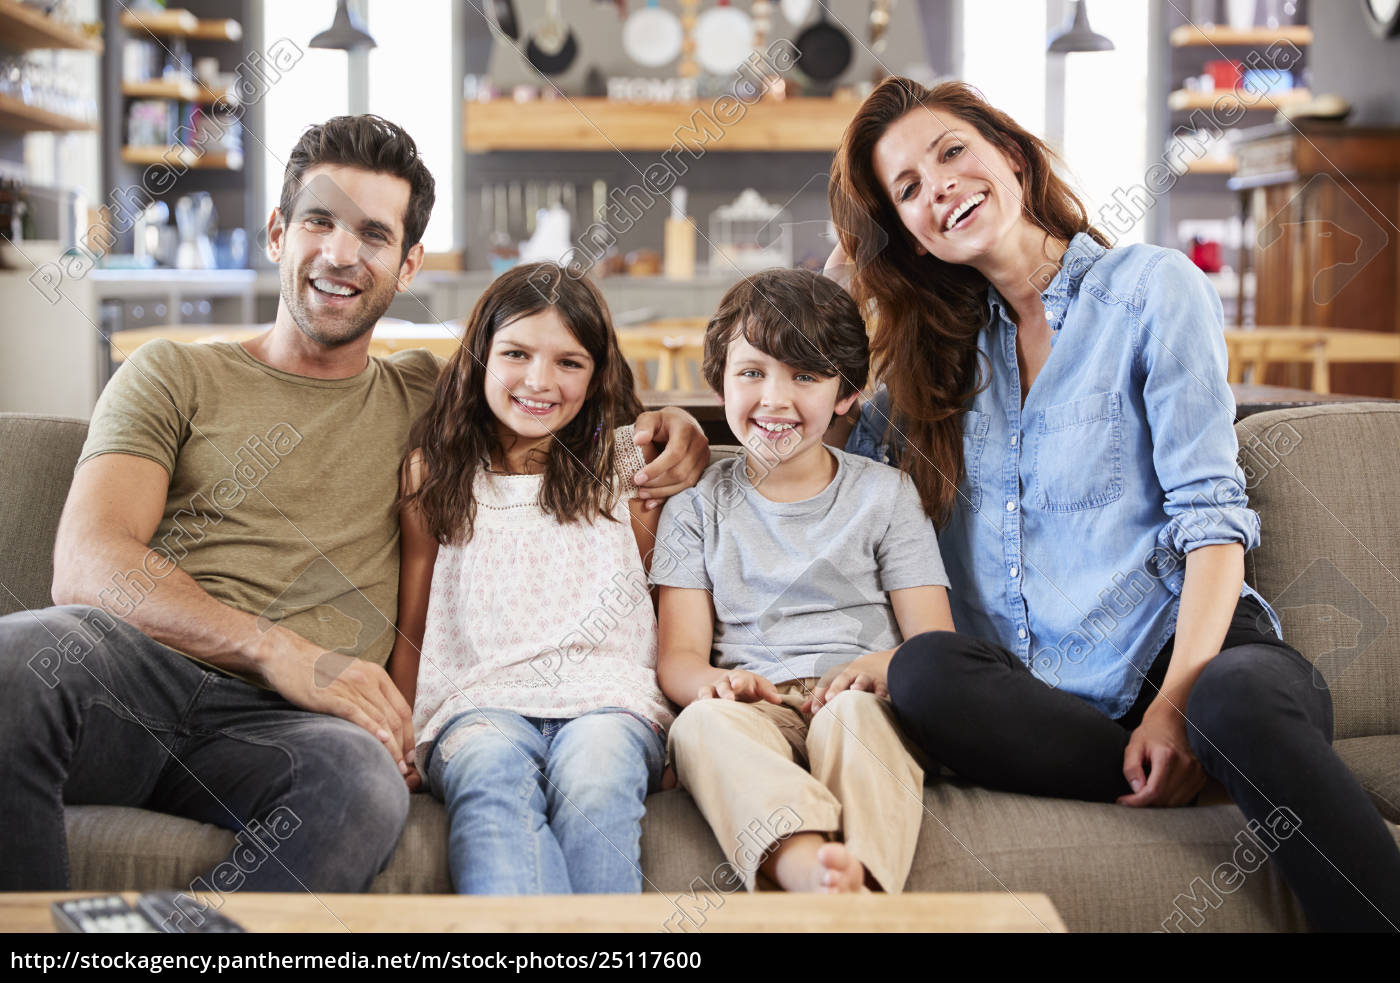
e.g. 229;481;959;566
696;669;782;704
632;407;710;510
803;649;895;713
1118;698;1206;807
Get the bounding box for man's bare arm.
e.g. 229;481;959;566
51;453;414;773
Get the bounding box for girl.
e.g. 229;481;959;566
819;77;1400;930
388;262;674;895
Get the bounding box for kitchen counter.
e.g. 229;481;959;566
90;267;752;330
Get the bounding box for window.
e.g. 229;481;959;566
1061;1;1151;245
959;1;1150;246
366;0;454;253
260;4;348;227
959;0;1048;138
261;1;454;254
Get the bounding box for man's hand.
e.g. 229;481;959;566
1118;697;1206;808
823;242;853;288
261;644;417;782
804;649;894;713
632;406;709;510
696;669;782;704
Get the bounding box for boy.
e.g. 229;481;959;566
651;268;953;893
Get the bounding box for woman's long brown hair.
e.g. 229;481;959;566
829;77;1108;524
400;263;643;545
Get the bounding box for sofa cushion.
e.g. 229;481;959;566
909;781;1327;932
1237;404;1400;739
73;783;1400;931
1336;735;1400;823
0;414;89;616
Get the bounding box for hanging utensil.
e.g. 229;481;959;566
561;183;578;232
870;0;892;55
623;0;684;68
593;179;608;226
678;0;700;78
694;0;755;76
508;182;523;239
525;0;579;77
465;0;496;74
794;2;852;82
490;0;520;40
780;0;814;25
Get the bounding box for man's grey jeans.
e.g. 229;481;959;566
0;605;408;891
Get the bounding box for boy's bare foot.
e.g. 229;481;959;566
815;842;868;893
761;833;871;893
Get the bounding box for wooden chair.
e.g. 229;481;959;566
619;323;707;392
1223;327;1400;394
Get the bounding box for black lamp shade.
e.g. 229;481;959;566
1048;1;1114;53
310;0;377;51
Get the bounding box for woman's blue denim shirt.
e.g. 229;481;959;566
847;233;1281;718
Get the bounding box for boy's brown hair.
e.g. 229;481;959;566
702;268;869;399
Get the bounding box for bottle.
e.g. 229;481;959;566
664;187;696;281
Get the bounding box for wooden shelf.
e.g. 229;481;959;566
464;97;857;152
188;19;243;41
1169;24;1312;47
121;79;236;105
190;150;242;170
0;0;102;52
0;91;95;132
122;145;197;167
1168;87;1311;112
1183;157;1238;175
120;145;243;170
122;79;199;101
119;10;243;42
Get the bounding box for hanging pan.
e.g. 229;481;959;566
525;0;579;76
794;3;852;81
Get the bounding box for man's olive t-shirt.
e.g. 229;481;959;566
78;339;441;678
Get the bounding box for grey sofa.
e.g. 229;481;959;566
2;405;1398;932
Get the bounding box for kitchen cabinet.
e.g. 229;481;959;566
1232;123;1400;397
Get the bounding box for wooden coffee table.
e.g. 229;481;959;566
1;891;1065;933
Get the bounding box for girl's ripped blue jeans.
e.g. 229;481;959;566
425;707;665;894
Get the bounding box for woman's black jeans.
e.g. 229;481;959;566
887;597;1400;932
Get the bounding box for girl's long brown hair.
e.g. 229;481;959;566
400;263;643;545
829;77;1109;524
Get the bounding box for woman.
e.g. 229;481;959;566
819;76;1399;931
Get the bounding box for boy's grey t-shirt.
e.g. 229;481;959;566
650;447;949;683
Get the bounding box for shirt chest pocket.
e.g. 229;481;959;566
960;410;990;514
1031;391;1124;512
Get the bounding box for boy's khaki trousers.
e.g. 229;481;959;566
666;679;925;893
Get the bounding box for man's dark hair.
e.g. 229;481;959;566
702;267;869;400
278;114;436;259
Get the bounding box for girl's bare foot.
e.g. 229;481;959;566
815;842;868;893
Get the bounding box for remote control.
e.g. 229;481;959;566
51;896;158;934
135;891;247;933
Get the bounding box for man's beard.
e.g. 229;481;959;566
281;260;397;348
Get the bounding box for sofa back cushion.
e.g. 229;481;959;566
1238;403;1400;739
0;414;89;617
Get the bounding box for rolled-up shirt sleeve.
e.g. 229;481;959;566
1134;250;1261;562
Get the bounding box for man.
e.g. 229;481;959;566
0;115;708;891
